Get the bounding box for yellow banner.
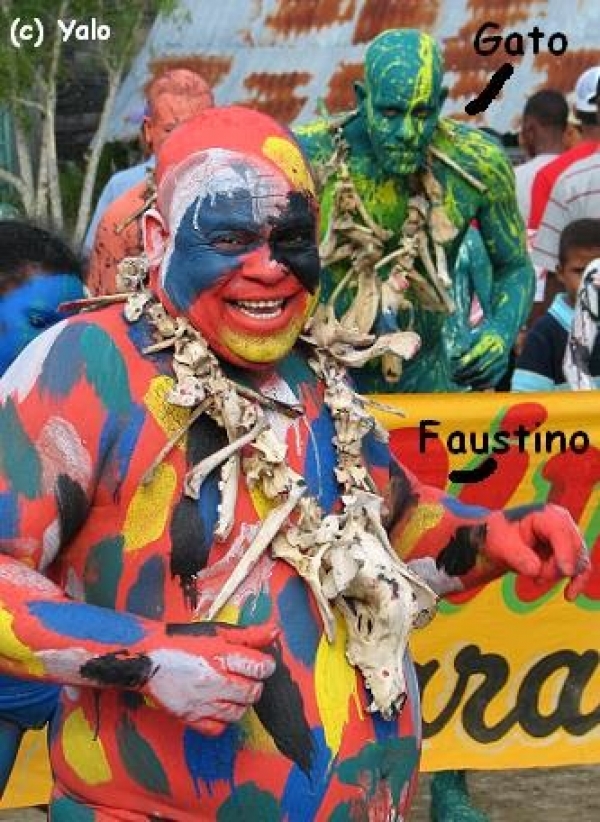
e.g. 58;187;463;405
375;390;600;771
3;390;600;807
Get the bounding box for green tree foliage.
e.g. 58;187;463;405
0;0;175;245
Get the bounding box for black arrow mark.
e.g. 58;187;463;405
449;455;498;484
465;63;514;115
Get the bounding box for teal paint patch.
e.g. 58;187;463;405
116;714;172;796
336;737;418;807
217;783;280;822
49;794;96;822
0;396;41;498
80;326;132;415
239;590;272;625
83;536;124;608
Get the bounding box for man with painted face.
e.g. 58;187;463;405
0;108;588;820
297;28;534;392
0;220;85;796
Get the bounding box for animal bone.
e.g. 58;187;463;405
184;418;268;499
207;483;307;619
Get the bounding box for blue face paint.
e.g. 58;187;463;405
0;273;84;375
163;189;258;312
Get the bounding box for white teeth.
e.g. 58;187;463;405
233;299;285;319
236;300;283;309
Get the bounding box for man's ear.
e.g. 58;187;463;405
143;208;169;268
354;81;367;106
142;116;153;154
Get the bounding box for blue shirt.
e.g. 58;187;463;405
512;293;600;391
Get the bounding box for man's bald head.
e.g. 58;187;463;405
143;68;214;155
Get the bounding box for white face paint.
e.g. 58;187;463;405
156;148;292;290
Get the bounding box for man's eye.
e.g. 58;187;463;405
273;228;313;248
380;107;401;118
28;311;51;329
211;231;256;251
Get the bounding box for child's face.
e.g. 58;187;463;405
0;271;84;374
557;246;600;306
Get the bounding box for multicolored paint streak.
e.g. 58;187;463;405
297;29;534;393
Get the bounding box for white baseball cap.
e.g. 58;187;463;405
574;67;600;112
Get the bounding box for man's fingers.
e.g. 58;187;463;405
223;647;276;680
219;622;279;649
527;506;587;576
565;560;592;601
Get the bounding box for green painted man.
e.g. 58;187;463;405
296;28;533;394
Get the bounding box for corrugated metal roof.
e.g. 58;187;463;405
107;0;600;142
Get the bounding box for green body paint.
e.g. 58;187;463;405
297;29;534;393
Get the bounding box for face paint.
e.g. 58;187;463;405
363;30;444;176
156;150;320;368
0;273;84;374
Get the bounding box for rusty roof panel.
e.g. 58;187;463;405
266;0;357;36
108;0;600;142
238;71;312;122
354;0;442;44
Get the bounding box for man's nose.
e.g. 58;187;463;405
242;246;289;283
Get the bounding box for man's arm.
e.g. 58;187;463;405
0;320;275;735
531;181;570;272
453;147;535;388
386;461;589;599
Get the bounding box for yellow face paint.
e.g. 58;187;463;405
263;136;315;194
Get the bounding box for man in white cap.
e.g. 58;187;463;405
532;69;600;272
529;66;600;235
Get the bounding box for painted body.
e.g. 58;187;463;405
296;29;534;393
0;267;85;793
0;107;587;820
0;305;587;819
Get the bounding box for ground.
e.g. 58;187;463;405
1;766;600;819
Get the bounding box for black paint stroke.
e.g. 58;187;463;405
436;524;487;577
80;650;155;689
449;456;498;484
465;63;514;115
56;474;90;546
254;642;314;775
170;496;206;612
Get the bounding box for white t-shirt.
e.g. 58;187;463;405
514;153;558;224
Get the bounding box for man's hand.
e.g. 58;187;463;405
451;325;510;388
484;505;591;601
144;622;277;735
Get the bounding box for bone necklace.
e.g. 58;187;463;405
125;287;437;720
313;123;462;383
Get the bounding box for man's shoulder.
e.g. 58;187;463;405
433;119;512;183
536;141;599;188
99;181;148;229
529;310;563;336
295;115;347;160
105;161;152;195
557;148;600;186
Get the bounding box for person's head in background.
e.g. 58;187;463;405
519;89;568;158
0;221;85;374
557;218;600;306
572;67;600;139
142;59;214;157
